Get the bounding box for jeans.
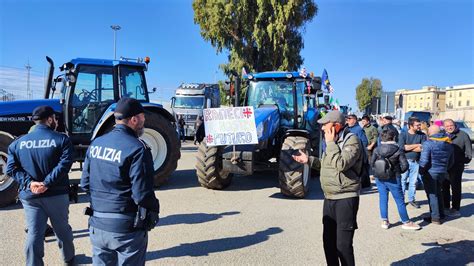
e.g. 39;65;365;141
375;177;410;223
401;159;419;202
89;226;148;266
20;194;75;266
179;128;185;141
444;165;463;211
422;173;445;220
323;197;359;266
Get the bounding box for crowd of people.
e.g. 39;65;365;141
293;110;472;265
5;101;472;265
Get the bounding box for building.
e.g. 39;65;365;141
440;84;474;128
364;91;395;115
379;91;395;114
395;86;446;117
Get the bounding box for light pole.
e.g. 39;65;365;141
110;25;121;59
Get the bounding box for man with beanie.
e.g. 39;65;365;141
443;119;472;217
6;105;75;265
292;110;363;266
81;97;160;265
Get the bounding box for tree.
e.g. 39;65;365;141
355;77;382;112
193;0;317;77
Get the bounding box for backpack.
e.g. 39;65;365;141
373;150;397;180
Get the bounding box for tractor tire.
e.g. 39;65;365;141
0;134;18;207
278;136;311;198
195;142;232;189
142;113;181;186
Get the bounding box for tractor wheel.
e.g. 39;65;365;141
142;113;181;186
195;142;232;189
278;136;311;198
0;134;18;207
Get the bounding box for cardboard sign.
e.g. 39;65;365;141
203;107;258;146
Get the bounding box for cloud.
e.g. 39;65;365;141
0;66;44;100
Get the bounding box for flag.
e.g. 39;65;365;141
299;67;307;78
322;69;334;93
242;67;247;77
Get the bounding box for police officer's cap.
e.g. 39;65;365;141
32;105;55;121
114;97;145;120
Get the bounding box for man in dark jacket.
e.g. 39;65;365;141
379;115;399;142
443;119;472;217
419;125;454;224
293;110;363;266
81;98;160;265
6;106;75;265
346;114;368;148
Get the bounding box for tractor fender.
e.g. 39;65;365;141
92;102;176;140
142;103;176;123
0;131;16;141
284;129;310;139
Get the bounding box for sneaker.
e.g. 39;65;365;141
402;221;421;230
408;201;420;209
446;209;461;217
381;220;389;229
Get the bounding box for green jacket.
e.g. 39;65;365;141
310;130;363;199
363;124;378;145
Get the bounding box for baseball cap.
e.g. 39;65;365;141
114;97;145;120
32;105;55;121
345;114;357;120
317;110;346;125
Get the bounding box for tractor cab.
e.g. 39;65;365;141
244;71;321;131
50;57;151;146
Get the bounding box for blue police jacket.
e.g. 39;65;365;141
81;124;160;233
348;123;369;148
6;124;73;200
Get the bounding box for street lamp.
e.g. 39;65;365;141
110;25;121;59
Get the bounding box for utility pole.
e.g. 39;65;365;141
25;61;32;99
110;25;121;59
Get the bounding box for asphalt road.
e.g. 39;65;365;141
1;142;473;265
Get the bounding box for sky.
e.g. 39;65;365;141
0;0;472;110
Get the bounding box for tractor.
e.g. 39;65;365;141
195;71;324;198
0;56;180;207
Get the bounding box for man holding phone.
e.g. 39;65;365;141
293;110;363;266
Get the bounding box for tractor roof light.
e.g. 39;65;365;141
144;56;150;64
248;74;254;80
286;73;293;79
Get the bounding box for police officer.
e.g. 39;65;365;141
6;105;75;265
81;97;159;265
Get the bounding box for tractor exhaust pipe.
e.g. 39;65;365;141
44;56;54;99
234;74;240;107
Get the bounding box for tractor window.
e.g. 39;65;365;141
71;66;114;134
119;67;147;101
295;81;306;128
247;81;295;127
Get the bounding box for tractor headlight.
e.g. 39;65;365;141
256;122;264;138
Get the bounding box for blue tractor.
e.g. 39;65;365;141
0;56;180;207
195;71;323;198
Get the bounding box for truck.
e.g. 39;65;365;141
171;83;220;137
195;71;324;198
0;56;181;207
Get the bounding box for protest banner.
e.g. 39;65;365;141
203;106;258;146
